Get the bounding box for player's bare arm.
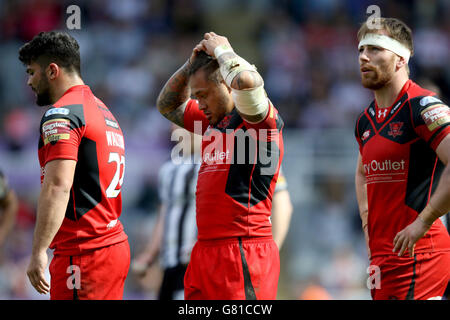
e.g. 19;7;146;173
131;204;165;276
271;189;293;249
27;159;76;294
156;44;207;128
156;62;191;128
394;135;450;257
201;32;269;123
355;153;370;258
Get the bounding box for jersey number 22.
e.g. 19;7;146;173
106;152;125;198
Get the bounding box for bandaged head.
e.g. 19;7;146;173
358;33;411;63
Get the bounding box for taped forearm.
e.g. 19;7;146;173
214;45;268;118
231;86;268;117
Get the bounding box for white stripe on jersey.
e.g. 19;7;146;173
158;160;199;268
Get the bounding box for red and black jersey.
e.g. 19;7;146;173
38;85;127;255
183;99;284;240
355;80;450;258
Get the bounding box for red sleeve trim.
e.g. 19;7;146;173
430;126;450;151
183;99;209;134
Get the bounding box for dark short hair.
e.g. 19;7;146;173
18;31;81;76
188;51;222;84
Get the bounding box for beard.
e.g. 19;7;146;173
36;90;52;106
34;74;52;106
361;57;396;90
361;69;392;90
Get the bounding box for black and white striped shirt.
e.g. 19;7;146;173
158;159;200;268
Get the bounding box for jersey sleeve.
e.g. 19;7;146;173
243;101;284;145
354;111;364;152
244;100;282;129
39;104;86;166
411;96;450;151
183;99;209;135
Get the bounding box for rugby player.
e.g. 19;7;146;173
19;31;129;299
354;18;450;300
156;32;284;299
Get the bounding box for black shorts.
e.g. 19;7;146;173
159;264;188;300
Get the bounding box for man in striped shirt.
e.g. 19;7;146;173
133;127;200;299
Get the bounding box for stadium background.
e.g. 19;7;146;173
0;0;449;299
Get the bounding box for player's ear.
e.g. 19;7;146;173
396;56;407;71
46;63;60;80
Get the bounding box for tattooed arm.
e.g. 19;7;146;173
156;60;191;128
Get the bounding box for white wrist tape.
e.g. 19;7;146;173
358;33;411;62
213;44;234;59
232;85;268;116
214;45;257;87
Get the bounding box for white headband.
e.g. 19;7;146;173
358;33;411;62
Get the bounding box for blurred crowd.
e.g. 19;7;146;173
0;0;449;299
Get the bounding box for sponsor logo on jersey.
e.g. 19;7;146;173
45;107;69;117
420;96;442;107
363;159;406;175
98;105;120;129
377;108;389;119
203;149;230;164
107;219;118;229
216;115;232;129
362;130;371;141
390;101;402;115
42;118;71;145
421;104;450;131
388;122;404;138
105;118;119;129
369;107;375;117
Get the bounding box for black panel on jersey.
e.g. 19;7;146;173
275;112;284;132
213;109;242;133
405;140;444;212
40;104;85;129
225;127;279;207
66;137;101;221
368;93;409;132
39;104;86;148
355;111;375;147
409;96;444;127
248;140;279;206
379;104;417;144
408;95;450;147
